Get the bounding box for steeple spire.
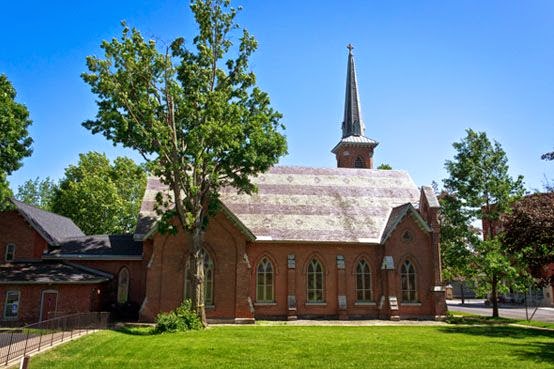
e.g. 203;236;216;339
332;44;378;169
342;44;365;138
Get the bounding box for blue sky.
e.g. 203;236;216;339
2;0;553;192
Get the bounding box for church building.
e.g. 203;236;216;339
0;47;447;325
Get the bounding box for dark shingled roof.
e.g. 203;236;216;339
0;262;111;284
46;234;143;259
10;198;85;245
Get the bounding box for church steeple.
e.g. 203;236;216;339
342;44;365;138
332;44;379;169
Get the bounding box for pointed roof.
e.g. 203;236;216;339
342;44;364;138
10;198;85;245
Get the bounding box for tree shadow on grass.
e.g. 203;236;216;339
114;326;155;336
439;325;554;364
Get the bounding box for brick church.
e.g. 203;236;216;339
0;47;447;325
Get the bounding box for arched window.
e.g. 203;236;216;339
356;259;372;302
184;249;214;306
5;244;15;262
307;259;324;303
401;260;417;302
117;267;129;304
354;156;365;168
256;258;274;303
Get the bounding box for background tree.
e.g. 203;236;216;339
81;0;287;325
51;152;146;235
541;150;553;192
444;129;524;317
377;163;392;170
16;177;58;210
0;74;33;209
503;192;554;284
438;190;478;304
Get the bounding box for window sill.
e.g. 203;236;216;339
401;303;421;307
354;302;376;306
305;302;327;306
254;302;277;306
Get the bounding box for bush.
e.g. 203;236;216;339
154;300;202;333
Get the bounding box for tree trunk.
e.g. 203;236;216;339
491;274;499;318
460;282;465;305
190;225;208;327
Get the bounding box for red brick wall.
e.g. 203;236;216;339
140;212;251;322
334;146;375;169
248;214;442;320
0;283;104;326
0;211;48;262
72;260;147;308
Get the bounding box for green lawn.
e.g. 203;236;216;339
28;325;554;369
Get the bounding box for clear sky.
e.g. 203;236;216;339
2;0;553;192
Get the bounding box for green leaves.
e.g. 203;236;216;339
50;152;146;235
82;0;287;235
0;74;33;207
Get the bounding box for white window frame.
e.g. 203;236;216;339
307;259;325;303
401;260;417;303
5;243;15;262
256;258;274;303
4;290;20;320
356;259;372;302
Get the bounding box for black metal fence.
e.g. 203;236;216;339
0;312;109;366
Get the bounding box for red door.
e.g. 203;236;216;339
41;291;58;321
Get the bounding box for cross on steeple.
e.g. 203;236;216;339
347;43;354;54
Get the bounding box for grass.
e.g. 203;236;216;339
448;310;554;330
27;325;554;369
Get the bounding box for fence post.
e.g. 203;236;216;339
5;331;15;365
23;328;30;357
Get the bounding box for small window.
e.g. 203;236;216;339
401;260;417;302
402;230;413;243
307;259;324;303
4;291;20;319
184;249;214;306
256;258;274;303
354;156;365;168
117;267;130;304
5;244;15;262
356;259;372;302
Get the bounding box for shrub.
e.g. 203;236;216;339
154;300;202;333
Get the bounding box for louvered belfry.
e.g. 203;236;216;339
332;44;379;169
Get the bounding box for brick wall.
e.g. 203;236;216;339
0;211;47;262
140;212;251;322
334;146;374;169
0;283;104;325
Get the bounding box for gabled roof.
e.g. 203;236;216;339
380;203;432;244
0;261;111;284
10;198;85;245
136;166;421;244
45;234;143;260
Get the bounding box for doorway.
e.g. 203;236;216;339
40;290;58;321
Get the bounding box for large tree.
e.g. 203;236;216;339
51;152;146;235
503;192;554;284
0;74;33;209
444;129;524;317
81;0;287;325
16;177;58;210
